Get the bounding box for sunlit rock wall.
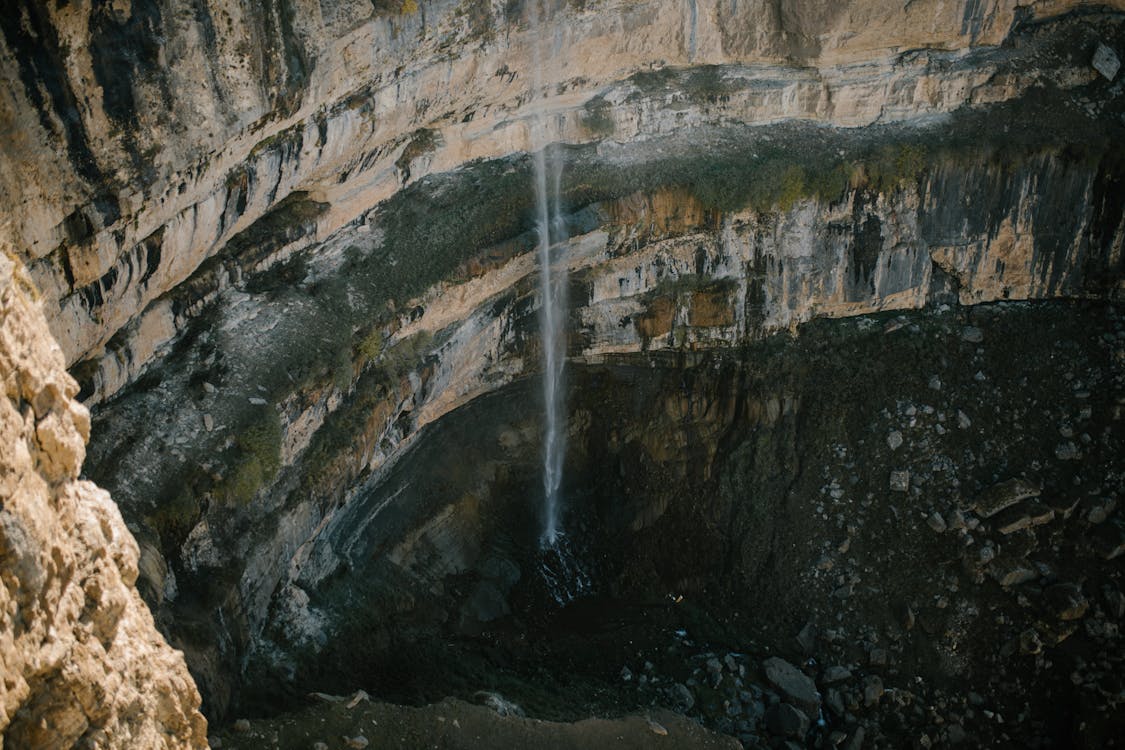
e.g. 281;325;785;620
2;0;1122;400
0;253;207;748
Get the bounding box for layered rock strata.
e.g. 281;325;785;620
0;253;206;748
0;0;1121;398
1;0;1120;721
72;7;1125;716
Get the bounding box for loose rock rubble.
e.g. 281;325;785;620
216;301;1122;749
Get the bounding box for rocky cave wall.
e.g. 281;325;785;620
2;0;1122;399
2;0;1124;726
0;252;206;748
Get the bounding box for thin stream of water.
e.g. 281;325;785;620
530;0;568;549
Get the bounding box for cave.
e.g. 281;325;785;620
1;2;1123;749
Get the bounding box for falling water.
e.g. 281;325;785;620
530;0;568;549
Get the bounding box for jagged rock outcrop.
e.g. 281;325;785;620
0;253;206;748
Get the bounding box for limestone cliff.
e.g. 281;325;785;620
1;0;1122;400
0;253;206;748
2;0;1123;725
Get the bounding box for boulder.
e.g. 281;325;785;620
1093;42;1121;80
763;657;820;715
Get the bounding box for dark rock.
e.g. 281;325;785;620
462;580;511;623
926;512;947;533
826;688;846;717
843;725;866;750
992;501;1055;535
671;682;695;712
1054;441;1081;460
1043;583;1089;621
961;326;984;343
863;675;884;707
823;666;852;684
946;724;969;745
1039;619;1078;646
1085;497;1117;525
989;557;1037;586
797;622;817;654
890;470;910;493
1091;520;1125;560
479;555;521;587
977;544;997;566
901;604;916;630
1044;495;1080;519
763;657;820;715
973;479;1040;518
1019;629;1043;655
765;702;810;738
1102;585;1125;619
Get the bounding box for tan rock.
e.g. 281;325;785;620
0;0;1116;406
0;253;207;748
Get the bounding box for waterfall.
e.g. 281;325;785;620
530;0;568;549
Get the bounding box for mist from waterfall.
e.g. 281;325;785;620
529;0;568;549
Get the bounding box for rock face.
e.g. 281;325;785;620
2;0;1124;727
57;5;1123;718
1;0;1122;399
0;254;207;748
